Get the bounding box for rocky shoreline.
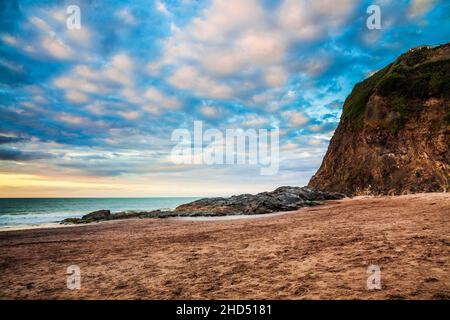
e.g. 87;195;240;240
61;186;346;224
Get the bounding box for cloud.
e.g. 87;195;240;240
48;8;65;23
117;110;141;120
308;125;324;132
104;53;135;86
64;91;89;103
41;36;74;59
53;75;105;94
240;114;269;127
199;105;221;118
67;27;92;46
188;0;265;43
28;16;75;59
117;86;182;115
29;16;53;33
116;8;138;26
303;56;332;77
143;87;182;110
2;13;95;61
73;65;101;80
1;34;18;46
264;66;289;87
155;0;171;16
0;147;55;161
0;58;24;73
85;102;107;115
168;65;233;99
278;0;357;41
57;113;88;125
112;53;134;71
1;33;37;54
0;135;24;144
308;138;325;146
282;111;310;127
408;0;437;18
236;30;287;65
65;54;134;88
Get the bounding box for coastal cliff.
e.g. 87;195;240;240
309;43;450;195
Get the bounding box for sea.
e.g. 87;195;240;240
0;197;200;228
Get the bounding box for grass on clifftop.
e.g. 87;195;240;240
342;63;391;129
342;45;450;132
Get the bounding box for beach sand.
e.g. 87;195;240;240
0;193;449;299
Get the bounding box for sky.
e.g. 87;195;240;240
0;0;449;197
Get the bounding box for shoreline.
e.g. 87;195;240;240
0;193;441;232
0;186;349;231
0;222;84;232
0;207;306;232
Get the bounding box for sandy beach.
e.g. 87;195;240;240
0;193;448;299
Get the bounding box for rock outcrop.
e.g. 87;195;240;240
82;209;111;220
61;186;345;224
309;43;450;195
174;186;345;215
61;209;171;224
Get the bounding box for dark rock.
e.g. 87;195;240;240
109;210;170;220
111;211;143;220
175;186;345;215
61;217;83;224
82;209;111;220
61;209;176;224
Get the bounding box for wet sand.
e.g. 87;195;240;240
0;193;449;299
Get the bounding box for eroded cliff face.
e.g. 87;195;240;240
309;43;450;195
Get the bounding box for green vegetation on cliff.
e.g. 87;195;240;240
342;45;450;132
